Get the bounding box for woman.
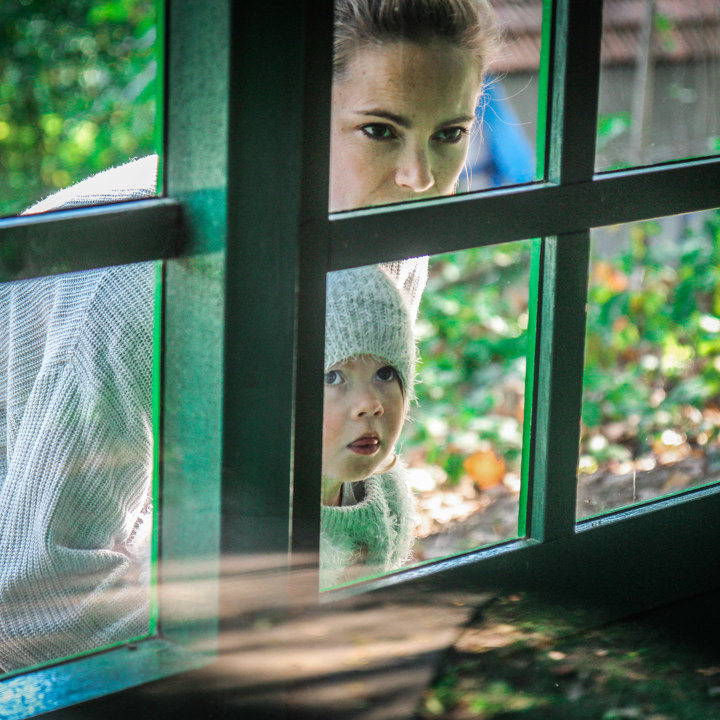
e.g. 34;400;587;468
330;0;497;212
321;0;498;586
0;0;498;666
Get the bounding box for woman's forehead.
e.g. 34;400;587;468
334;39;482;116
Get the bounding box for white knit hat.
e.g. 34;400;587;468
324;258;427;401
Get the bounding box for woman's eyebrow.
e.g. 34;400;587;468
443;114;476;126
358;109;410;128
356;110;476;128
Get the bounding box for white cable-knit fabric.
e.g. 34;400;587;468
0;156;158;671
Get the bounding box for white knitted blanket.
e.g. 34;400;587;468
0;156;158;671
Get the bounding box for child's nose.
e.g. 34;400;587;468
353;387;384;418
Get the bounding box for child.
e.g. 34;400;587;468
320;259;426;588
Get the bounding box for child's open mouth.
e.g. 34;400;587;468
347;434;380;455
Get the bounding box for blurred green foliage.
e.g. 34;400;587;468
403;242;533;485
0;0;157;217
581;209;720;469
404;209;720;487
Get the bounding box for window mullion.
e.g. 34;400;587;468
548;0;604;184
329;155;720;268
526;0;602;542
289;0;334;562
528;232;590;541
222;0;320;566
160;0;229;646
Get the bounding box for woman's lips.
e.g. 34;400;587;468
347;435;380;455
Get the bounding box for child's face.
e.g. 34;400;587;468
322;356;405;488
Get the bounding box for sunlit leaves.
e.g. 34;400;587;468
403;242;531;487
581;210;720;473
0;0;157;216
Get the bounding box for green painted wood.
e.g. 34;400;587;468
331;482;720;616
517;238;542;536
328;157;720;268
222;0;308;560
149;262;164;637
534;0;554;181
0;199;179;282
0;639;207;720
528;233;590;541
159;0;229;650
288;0;333;560
547;0;604;184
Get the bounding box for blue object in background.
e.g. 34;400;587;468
464;78;535;190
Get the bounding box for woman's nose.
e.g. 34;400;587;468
395;144;434;193
353;387;384;417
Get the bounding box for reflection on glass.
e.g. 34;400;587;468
0;261;156;674
596;0;720;171
405;242;532;559
329;0;541;213
578;209;720;519
321;245;532;588
0;1;158;217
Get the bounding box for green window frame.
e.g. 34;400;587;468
1;0;720;716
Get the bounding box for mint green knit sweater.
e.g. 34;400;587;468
320;464;416;589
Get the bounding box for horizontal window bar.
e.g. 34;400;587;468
0;199;181;283
333;482;720;618
577;482;720;534
329;156;720;268
0;638;207;720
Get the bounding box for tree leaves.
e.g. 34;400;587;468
0;0;157;216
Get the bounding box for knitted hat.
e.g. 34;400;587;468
324;258;427;401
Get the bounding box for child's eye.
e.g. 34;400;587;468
375;366;397;383
360;123;396;141
433;126;469;144
324;370;343;385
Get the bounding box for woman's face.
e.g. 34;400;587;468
322;356;405;494
330;39;482;212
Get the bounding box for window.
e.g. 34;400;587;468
1;0;719;717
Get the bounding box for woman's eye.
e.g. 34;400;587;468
325;370;343;385
376;366;397;382
360;123;396;140
434;126;468;143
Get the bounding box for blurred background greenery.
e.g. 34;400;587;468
0;0;157;217
404;208;720;552
403;242;531;489
581;210;720;476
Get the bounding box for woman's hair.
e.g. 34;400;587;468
334;0;499;80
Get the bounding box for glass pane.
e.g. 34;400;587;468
0;0;159;217
408;242;534;560
462;0;542;191
596;0;720;171
0;261;157;674
578;208;720;520
329;0;542;213
321;242;534;588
